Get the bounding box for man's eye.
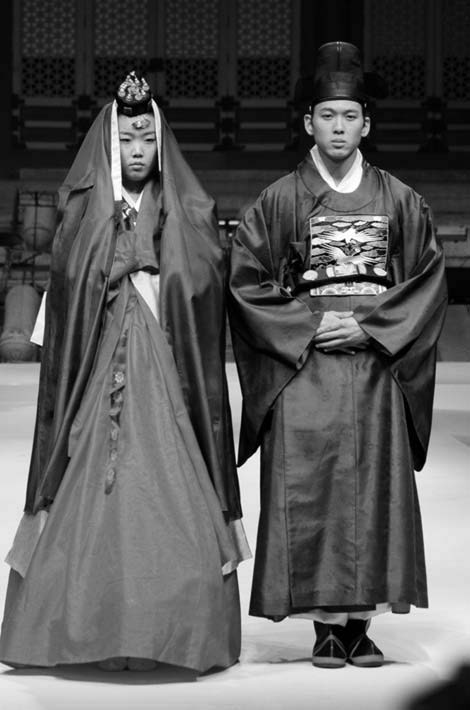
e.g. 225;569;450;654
120;138;131;143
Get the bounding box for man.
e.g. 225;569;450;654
229;42;447;669
0;72;248;673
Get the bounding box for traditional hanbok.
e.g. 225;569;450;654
0;97;248;671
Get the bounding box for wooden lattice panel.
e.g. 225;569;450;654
21;0;76;96
237;0;291;56
93;0;150;97
165;0;218;57
236;0;292;99
94;0;149;56
442;0;470;100
368;0;426;99
165;0;219;98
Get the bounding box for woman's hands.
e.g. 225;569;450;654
313;311;370;355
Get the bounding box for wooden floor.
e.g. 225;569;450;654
0;363;469;710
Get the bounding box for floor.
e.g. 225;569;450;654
0;362;469;710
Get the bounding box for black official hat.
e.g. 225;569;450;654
295;41;388;108
115;70;153;117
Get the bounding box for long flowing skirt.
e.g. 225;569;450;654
0;277;241;671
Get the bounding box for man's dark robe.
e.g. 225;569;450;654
25;103;241;522
229;156;447;618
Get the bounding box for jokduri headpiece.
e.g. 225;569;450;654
294;41;388;109
115;71;153;116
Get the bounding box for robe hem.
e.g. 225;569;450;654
249;604;426;620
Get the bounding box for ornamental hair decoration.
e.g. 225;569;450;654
131;116;151;129
115;71;153;117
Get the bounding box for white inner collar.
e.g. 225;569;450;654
310;145;363;193
122;188;143;211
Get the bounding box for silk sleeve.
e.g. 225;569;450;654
229;194;322;368
353;197;447;356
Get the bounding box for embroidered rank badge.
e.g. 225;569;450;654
307;215;390;296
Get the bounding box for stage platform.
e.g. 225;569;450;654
0;363;469;710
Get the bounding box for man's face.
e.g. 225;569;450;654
118;113;157;187
304;100;370;164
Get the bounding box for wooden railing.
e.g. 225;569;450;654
12;95;470;156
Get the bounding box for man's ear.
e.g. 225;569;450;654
304;113;315;136
361;115;371;138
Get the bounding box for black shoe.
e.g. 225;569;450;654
345;620;384;667
312;622;347;669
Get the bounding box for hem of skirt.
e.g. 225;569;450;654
0;650;240;674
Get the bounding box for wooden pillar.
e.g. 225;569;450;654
0;0;13;177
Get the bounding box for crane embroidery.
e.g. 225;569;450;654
309;215;389;275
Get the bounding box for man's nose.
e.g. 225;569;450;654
333;117;345;133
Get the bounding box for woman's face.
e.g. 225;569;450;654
118;113;157;189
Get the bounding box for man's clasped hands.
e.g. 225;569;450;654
313;310;370;355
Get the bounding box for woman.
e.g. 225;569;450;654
0;73;248;673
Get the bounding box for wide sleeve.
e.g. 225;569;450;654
353;196;447;356
229;191;322;367
354;194;447;470
229;188;322;465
